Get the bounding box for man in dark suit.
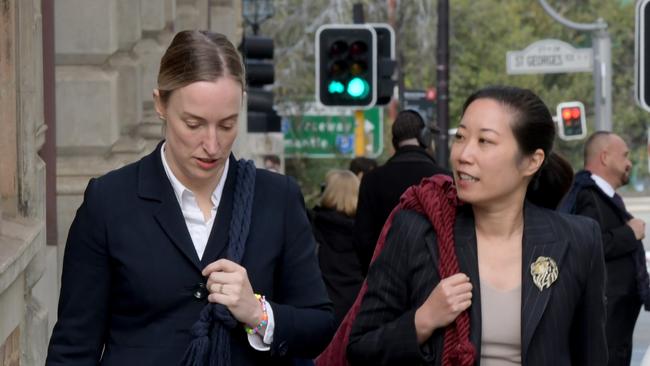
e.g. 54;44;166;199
561;131;650;366
354;110;448;274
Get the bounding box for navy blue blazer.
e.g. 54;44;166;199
348;203;608;365
47;143;335;366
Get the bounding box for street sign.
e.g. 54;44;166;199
403;89;437;126
284;106;383;158
506;39;593;74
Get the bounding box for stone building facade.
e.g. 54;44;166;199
0;1;49;364
0;0;279;364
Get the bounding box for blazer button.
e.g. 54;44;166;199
278;341;288;356
193;283;208;300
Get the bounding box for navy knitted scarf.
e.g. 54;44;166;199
559;170;650;311
181;159;257;366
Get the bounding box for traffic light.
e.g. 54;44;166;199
556;101;586;141
371;23;396;105
240;36;281;132
316;24;377;108
636;0;650;112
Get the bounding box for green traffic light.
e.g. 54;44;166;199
328;80;345;94
347;77;369;99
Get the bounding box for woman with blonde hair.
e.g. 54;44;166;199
312;169;365;327
46;30;334;366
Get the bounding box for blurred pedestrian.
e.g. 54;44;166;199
263;154;281;173
312;170;364;328
318;86;607;366
560;131;650;366
349;157;377;180
354;110;448;274
46;30;334;366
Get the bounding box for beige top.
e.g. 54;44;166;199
479;281;522;366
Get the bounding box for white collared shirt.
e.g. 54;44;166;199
161;143;228;260
591;173;616;198
160;143;274;350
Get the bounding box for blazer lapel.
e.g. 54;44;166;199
139;142;202;272
200;155;238;267
454;205;482;358
520;203;568;361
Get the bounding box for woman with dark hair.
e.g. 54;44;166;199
312;170;364;328
318;86;607;365
46;30;334;366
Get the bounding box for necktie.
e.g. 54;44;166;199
612;193;632;219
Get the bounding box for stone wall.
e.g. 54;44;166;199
49;0;247;338
0;328;20;366
0;0;49;365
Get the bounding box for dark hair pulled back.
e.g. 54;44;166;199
461;86;573;209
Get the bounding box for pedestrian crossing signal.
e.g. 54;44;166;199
557;101;586;141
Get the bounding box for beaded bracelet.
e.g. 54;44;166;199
244;294;268;335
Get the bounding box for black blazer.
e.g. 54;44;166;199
574;186;641;297
47;143;335;366
347;203;607;365
354;146;448;274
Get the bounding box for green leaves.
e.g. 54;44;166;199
263;0;648;196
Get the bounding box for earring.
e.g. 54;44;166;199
158;115;166;121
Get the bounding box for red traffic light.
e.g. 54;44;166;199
556;101;586;141
561;107;582;121
570;107;581;119
426;88;437;101
330;41;348;56
349;41;368;56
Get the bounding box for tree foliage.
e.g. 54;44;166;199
258;0;648;203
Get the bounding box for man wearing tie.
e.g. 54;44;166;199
560;131;650;366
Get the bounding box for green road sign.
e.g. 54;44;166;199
284;106;383;158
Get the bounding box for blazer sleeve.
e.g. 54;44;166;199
570;219;608;365
347;210;433;365
574;189;639;260
46;178;109;365
268;176;336;358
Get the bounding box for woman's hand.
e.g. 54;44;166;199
414;273;473;344
202;259;264;330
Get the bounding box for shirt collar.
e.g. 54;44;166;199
160;142;229;207
591;173;615;197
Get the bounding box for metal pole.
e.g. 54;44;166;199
207;0;211;30
436;0;450;168
353;3;365;24
592;24;613;131
353;3;366;156
354;110;367;156
387;0;398;130
537;0;605;31
537;0;612;131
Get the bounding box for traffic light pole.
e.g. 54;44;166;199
537;0;612;132
353;3;366;157
436;0;450;168
354;111;366;156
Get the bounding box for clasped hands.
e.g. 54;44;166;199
203;259;264;330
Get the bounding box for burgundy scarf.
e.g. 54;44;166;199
315;174;475;366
